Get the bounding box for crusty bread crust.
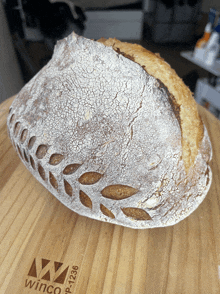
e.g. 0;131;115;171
98;38;204;172
7;32;212;229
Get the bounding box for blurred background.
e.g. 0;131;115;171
1;0;220;116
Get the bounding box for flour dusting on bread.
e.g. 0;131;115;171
7;32;212;229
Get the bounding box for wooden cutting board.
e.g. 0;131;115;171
0;96;220;294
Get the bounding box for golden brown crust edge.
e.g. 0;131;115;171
98;38;204;172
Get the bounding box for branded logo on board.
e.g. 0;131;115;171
27;258;69;284
25;258;78;294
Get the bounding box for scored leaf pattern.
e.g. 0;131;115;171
11;126;151;223
100;204;115;219
9;113;15;124
49;154;64;165
23;149;29;162
14;122;21;137
20;129;28;144
63;164;81;175
38;163;46;181
49;171;58;190
79;190;92;209
64;179;73;196
28;136;36;150
36;144;48;159
101;185;138;200
78;172;103;185
121;207;152;220
30;155;36;170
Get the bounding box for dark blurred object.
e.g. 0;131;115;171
66;0;141;10
160;0;174;9
188;0;199;6
3;0;86;82
182;70;199;92
23;0;69;39
4;0;86;42
0;0;24;103
11;33;53;83
144;0;202;43
4;0;24;37
22;0;85;39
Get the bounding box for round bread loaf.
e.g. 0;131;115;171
7;32;212;229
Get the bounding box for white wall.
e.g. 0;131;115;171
0;1;24;103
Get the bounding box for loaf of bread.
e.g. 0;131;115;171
7;32;212;228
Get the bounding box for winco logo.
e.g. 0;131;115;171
25;258;69;294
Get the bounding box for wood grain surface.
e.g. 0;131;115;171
0;96;220;294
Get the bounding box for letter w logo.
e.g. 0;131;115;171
27;258;69;284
